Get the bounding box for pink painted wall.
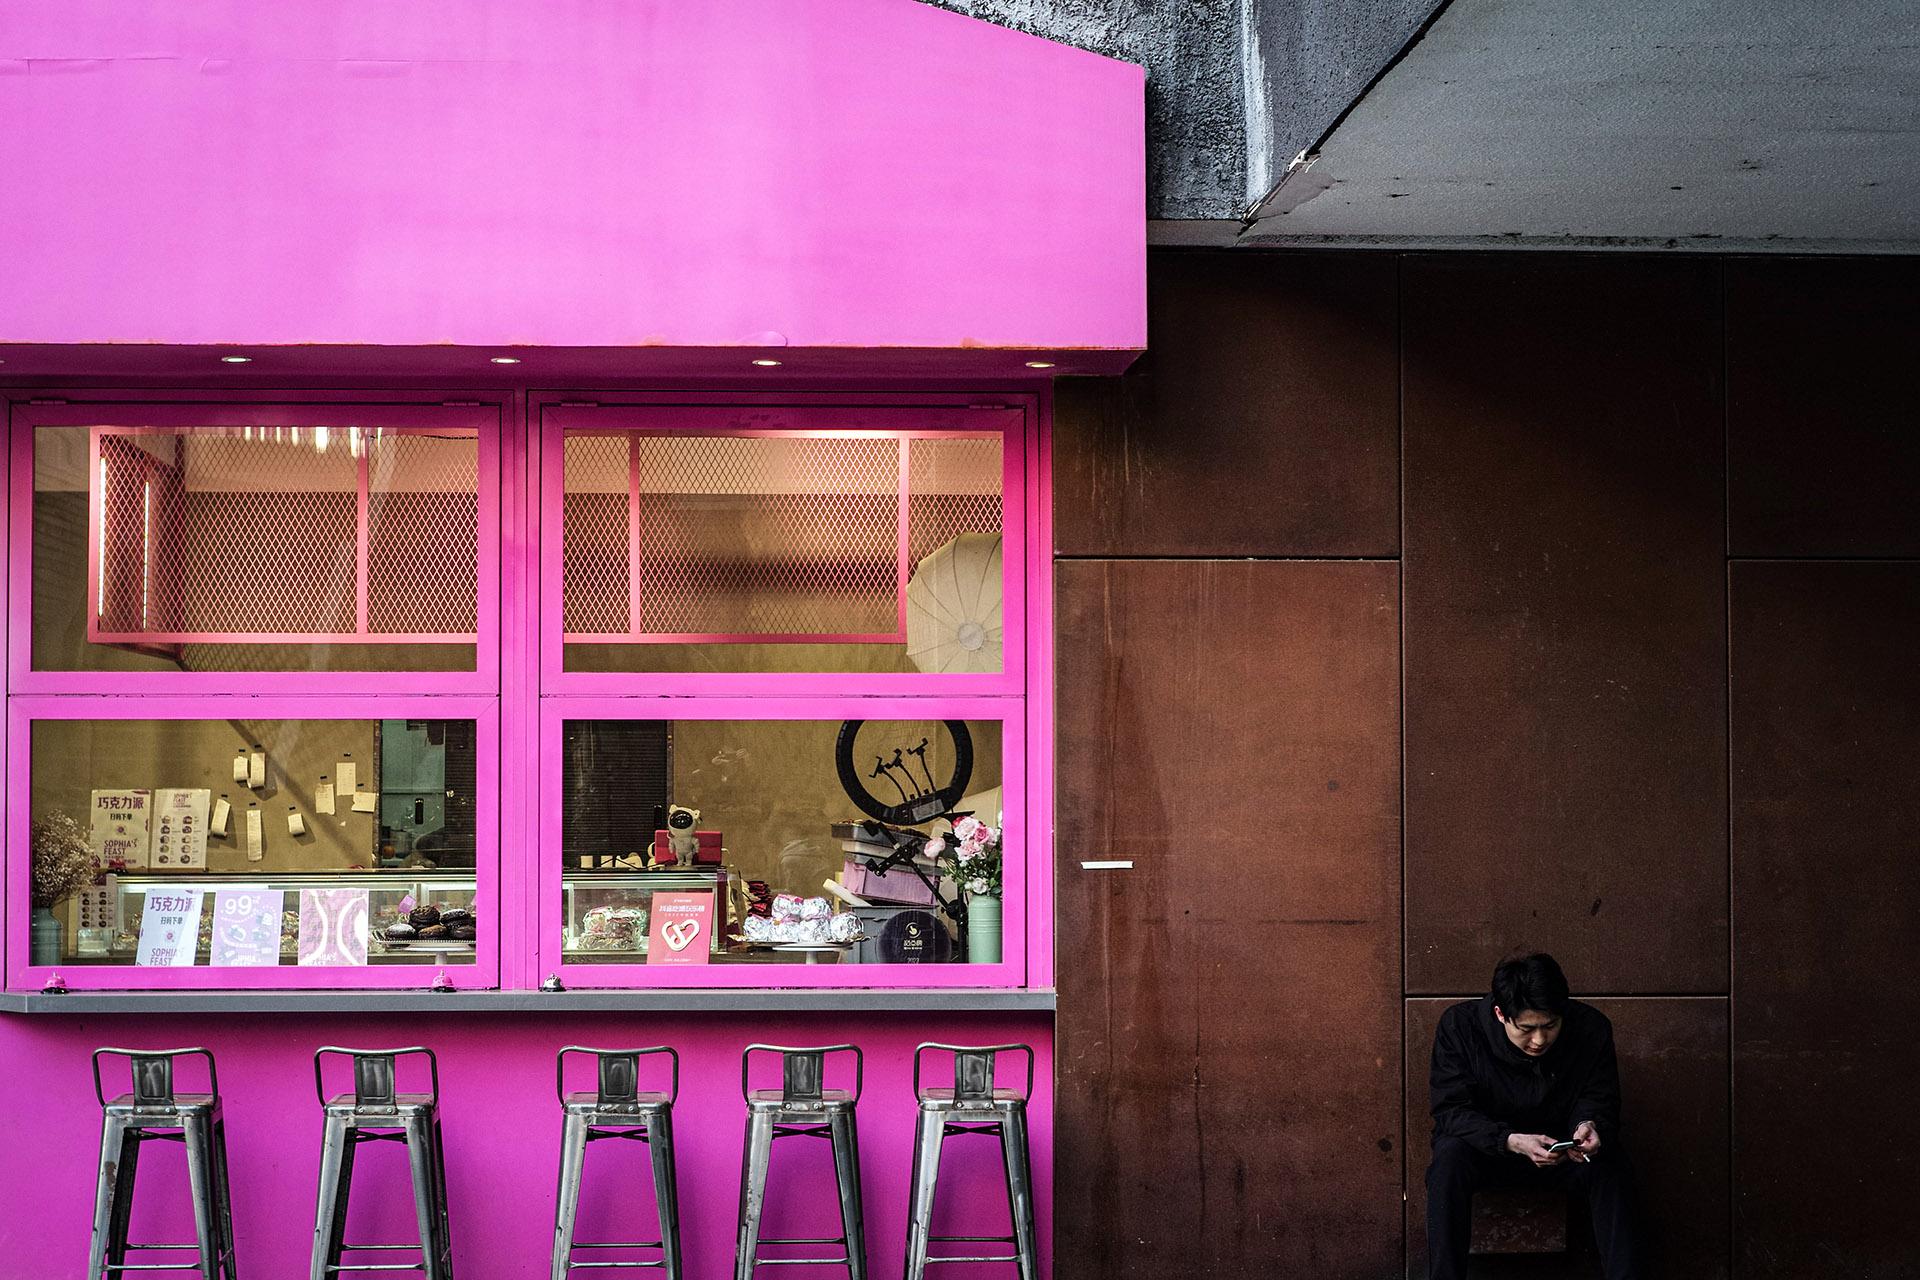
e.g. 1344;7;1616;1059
0;1;1145;355
0;1012;1052;1280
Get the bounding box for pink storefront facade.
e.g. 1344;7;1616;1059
0;5;1144;1278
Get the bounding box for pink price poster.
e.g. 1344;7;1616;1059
646;892;713;965
210;889;285;967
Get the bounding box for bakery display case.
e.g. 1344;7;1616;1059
70;871;479;967
561;868;729;962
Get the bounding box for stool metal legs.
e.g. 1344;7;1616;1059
648;1111;685;1279
311;1115;356;1279
734;1109;867;1280
998;1109;1038;1280
551;1115;590;1280
734;1112;775;1280
828;1109;867;1280
309;1114;451;1280
903;1107;1038;1280
551;1111;682;1278
89;1111;238;1280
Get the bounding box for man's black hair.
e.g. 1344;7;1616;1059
1491;952;1570;1018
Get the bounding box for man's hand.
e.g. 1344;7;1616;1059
1505;1133;1566;1168
1570;1120;1600;1162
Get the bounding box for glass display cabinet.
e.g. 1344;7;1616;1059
561;868;730;961
75;871;479;968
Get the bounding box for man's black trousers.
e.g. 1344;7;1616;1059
1425;1135;1649;1280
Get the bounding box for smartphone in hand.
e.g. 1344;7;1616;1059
1546;1140;1580;1154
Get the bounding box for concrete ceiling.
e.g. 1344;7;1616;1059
1243;0;1920;251
917;0;1440;218
924;0;1920;252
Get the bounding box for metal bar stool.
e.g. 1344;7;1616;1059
903;1043;1037;1280
88;1047;238;1280
551;1046;683;1279
734;1043;867;1280
310;1046;453;1280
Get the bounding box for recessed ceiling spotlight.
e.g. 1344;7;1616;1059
1024;360;1056;369
489;356;521;365
220;355;252;364
751;358;782;367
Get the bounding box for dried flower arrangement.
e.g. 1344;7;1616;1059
31;813;95;909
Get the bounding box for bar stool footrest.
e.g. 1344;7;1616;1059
749;1260;855;1267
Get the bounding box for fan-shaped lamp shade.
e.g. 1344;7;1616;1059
905;532;1004;673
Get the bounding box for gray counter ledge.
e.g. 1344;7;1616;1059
0;987;1057;1015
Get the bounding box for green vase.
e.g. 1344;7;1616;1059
31;906;64;966
966;893;1002;964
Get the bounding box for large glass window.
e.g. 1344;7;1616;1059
544;706;1023;982
12;702;496;986
19;403;495;686
546;405;1023;685
6;393;1042;995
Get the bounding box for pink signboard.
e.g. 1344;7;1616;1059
0;1;1145;358
645;893;714;966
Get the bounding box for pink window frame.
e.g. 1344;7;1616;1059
9;397;503;696
537;397;1029;698
5;694;501;992
535;695;1027;989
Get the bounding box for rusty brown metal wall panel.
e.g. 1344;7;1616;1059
1401;256;1728;996
1727;260;1920;557
1055;558;1401;1279
1403;997;1730;1280
1730;561;1920;1278
1053;251;1400;558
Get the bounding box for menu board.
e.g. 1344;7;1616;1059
153;788;211;871
89;789;153;872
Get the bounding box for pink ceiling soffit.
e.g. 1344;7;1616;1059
0;1;1145;363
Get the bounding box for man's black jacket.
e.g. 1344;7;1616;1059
1429;994;1622;1157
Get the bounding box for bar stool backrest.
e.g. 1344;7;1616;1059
913;1042;1035;1105
92;1047;218;1113
314;1045;439;1115
555;1045;680;1110
742;1043;864;1106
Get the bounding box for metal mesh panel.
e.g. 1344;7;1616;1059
90;428;477;642
179;435;359;635
181;490;358;633
95;435;173;633
560;430;1008;644
906;435;1003;567
631;435;899;637
562;436;632;634
368;434;479;634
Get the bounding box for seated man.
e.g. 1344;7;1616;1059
1427;952;1647;1280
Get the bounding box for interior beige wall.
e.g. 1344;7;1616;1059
32;718;380;874
668;718;1003;896
33;467;473;675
